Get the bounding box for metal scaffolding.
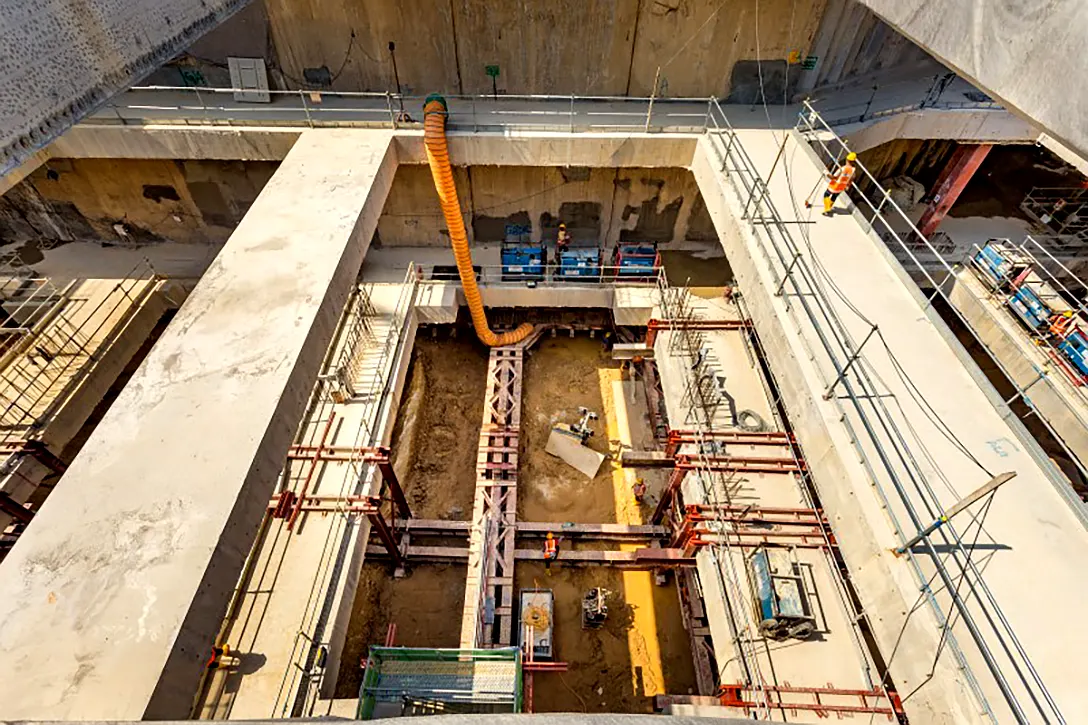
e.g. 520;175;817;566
0;260;161;480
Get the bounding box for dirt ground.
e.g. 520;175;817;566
519;336;626;523
338;333;697;710
515;562;697;713
388;336;488;520
335;563;467;697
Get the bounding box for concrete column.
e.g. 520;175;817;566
917;143;992;237
0;129;397;720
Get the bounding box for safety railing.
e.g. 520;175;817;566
274;266;420;718
704;97;1063;723
811;72;1001;128
798;100;1088;500
1019;187;1088;244
84;79;1008;138
88;85;716;135
0;260;161;471
415;263;666;288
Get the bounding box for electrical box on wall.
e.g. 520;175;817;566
228;57;270;103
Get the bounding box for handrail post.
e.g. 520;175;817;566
775;253;802;297
299;90;314;128
703;98;713;132
645;67;660;133
569;95;575;133
823;325;878;400
193;87;211;125
386;92;398;129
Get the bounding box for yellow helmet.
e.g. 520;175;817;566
546;532;554;539
1065;311;1074;317
846;152;857;161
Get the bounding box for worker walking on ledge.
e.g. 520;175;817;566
823;152;858;216
543;532;560;573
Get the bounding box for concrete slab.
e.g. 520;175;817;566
693;127;1088;723
546;426;606;479
0;129;397;719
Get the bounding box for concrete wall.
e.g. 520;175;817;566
158;0;826;100
797;0;933;94
856;0;1088;161
857;137;956;188
0;0;250;176
0;151;713;255
0;158;279;251
377;165;715;248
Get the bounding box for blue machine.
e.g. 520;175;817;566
556;247;602;281
1059;329;1088;377
749;547;815;641
613;242;660;279
1006;270;1074;332
971;241;1030;290
501;224;546;281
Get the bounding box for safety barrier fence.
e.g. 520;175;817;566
90;86;714;134
704;97;1064;723
79;82;1008;139
415;263;665;288
0;260;161;473
271;268;420;717
810;72;1001;128
798;102;1088;505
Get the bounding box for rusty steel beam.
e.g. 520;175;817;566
917;144;993;238
664;429;792;458
646;318;752;346
363;500;403;568
0;491;34;525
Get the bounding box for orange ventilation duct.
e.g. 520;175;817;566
423;95;532;347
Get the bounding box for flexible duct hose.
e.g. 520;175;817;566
423;95;533;347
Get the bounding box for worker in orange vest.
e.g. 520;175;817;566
543;532;560;573
823;152;858;216
206;643;231;670
556;223;572;253
1050;310;1076;338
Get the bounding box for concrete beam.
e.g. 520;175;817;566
0;129;397;719
0;0;252;177
843;108;1038;153
855;0;1088;160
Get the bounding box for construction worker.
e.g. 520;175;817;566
823;152;858;216
1051;310;1076;338
556;223;572;253
206;644;231;670
632;478;647;503
543;532;560;573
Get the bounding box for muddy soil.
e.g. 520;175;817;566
389;336;488;520
335;563;467;697
660;249;733;287
515;563;697;713
519;336;625;523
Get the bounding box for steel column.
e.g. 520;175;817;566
917;144;993;238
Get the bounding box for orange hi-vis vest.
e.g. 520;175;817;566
828;163;856;193
1051;314;1076;337
544;537;558;557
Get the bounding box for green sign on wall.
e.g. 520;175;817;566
801;55;819;71
485;65;501;78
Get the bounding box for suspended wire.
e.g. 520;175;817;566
749;0;993;480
